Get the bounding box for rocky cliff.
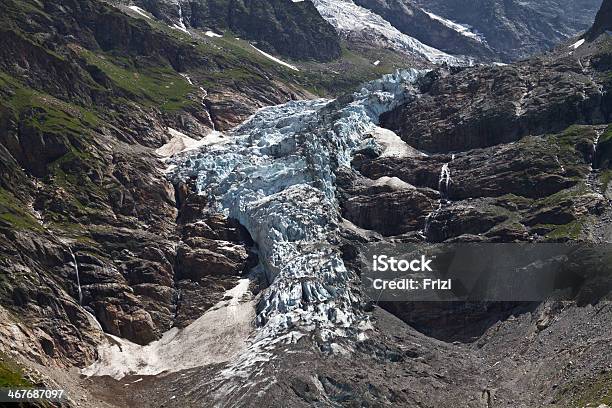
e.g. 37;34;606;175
0;0;316;369
411;0;603;61
111;0;342;62
353;0;498;61
589;0;612;38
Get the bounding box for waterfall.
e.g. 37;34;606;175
177;2;187;31
424;154;455;239
68;247;83;305
203;105;216;131
593;129;603;169
439;162;452;198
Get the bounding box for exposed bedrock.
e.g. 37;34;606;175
173;181;257;328
336;167;438;236
380;60;611;153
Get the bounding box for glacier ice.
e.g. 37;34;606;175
310;0;470;65
168;69;423;347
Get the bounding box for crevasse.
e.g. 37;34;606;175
169;69;423;345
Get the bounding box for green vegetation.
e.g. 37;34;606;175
0;353;31;388
557;372;612;407
75;48;195;112
534;183;589;208
0;188;41;230
0;71;100;134
555;125;597;147
545;220;583;240
601;170;612;193
297;44;406;96
599;124;612;144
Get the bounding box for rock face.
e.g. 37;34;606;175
334;21;612;398
119;0;342;62
410;0;603;61
589;0;612;39
353;0;497;61
343;0;602;63
380;62;609;153
0;0;611;407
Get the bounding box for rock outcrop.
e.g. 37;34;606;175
116;0;342;62
588;0;612;39
411;0;603;61
0;0;610;407
0;0;302;363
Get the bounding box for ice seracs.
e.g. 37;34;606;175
167;69;422;349
86;69;425;387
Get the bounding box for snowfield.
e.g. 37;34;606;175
83;279;255;379
251;45;300;71
310;0;467;64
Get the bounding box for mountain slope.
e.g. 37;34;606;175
349;0;602;62
410;0;603;61
79;1;611;406
0;0;322;365
0;0;610;407
109;0;342;62
352;0;497;61
589;0;612;38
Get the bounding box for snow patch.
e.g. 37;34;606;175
370;126;426;158
171;24;190;35
156;128;226;157
127;5;151;20
179;73;193;85
250;45;299;71
422;9;484;43
570;38;585;49
372;176;415;190
205;30;223;38
82;279;255;379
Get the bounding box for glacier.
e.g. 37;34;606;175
310;0;468;65
83;69;426;387
168;69;423;349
